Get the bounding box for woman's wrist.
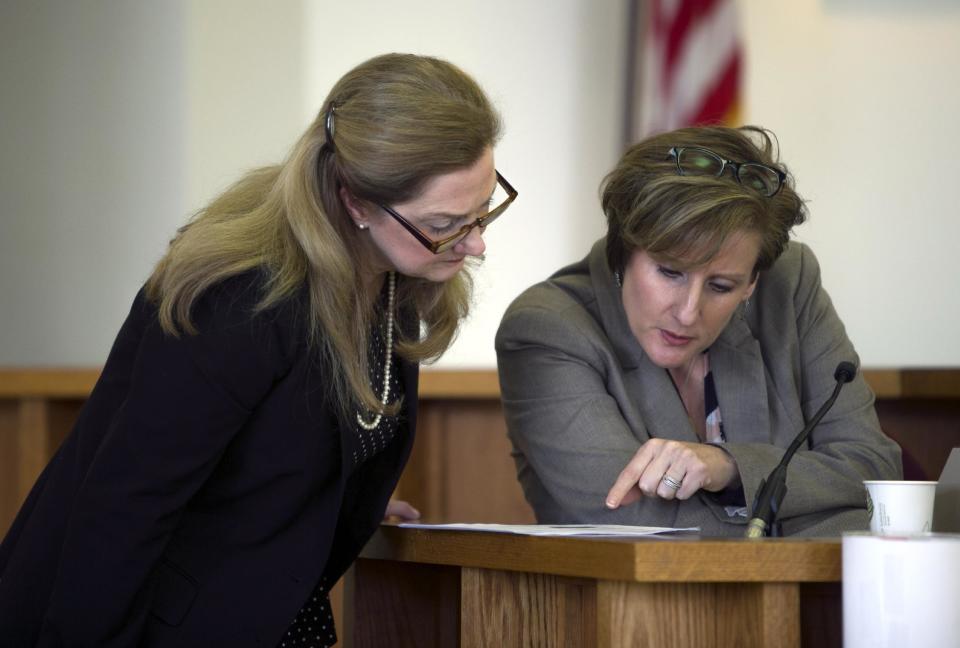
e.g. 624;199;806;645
704;442;741;491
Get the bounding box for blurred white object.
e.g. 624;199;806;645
843;533;960;648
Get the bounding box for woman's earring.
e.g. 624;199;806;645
356;223;368;231
613;271;622;288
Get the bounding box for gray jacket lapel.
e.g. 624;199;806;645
709;315;772;443
624;360;700;443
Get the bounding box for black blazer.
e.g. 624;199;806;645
0;274;418;647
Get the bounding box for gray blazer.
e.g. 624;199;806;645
495;239;902;537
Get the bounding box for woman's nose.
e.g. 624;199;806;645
455;225;486;257
674;286;702;326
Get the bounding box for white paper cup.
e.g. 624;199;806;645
863;480;937;535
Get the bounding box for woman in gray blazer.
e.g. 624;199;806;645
496;126;901;537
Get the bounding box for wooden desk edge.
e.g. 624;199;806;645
360;526;841;583
0;368;102;398
3;367;960;399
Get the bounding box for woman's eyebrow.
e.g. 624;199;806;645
420;190;497;221
710;271;749;283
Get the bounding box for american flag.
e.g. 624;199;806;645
629;0;743;140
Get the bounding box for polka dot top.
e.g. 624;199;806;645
276;303;404;648
277;574;337;648
350;319;404;469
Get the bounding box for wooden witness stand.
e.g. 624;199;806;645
345;525;842;648
2;367;960;646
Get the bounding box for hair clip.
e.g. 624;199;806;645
324;104;337;149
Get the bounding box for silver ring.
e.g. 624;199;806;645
661;475;683;491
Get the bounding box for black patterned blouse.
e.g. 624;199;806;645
276;312;403;648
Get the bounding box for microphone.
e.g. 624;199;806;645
744;361;857;538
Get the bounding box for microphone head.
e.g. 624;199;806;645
834;361;857;383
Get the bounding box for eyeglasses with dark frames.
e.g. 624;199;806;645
376;170;518;254
668;146;786;197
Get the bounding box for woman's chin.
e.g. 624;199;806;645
427;258;466;282
646;345;695;371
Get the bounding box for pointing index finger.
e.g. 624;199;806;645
605;444;655;508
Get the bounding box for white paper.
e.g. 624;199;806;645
398;523;699;537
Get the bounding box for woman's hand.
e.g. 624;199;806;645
605;439;740;509
383;499;421;521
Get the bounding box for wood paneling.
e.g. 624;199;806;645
0;401;19;530
900;368;960;398
361;526;841;583
4;366;956;542
0;368;100;397
346;559;460;648
355;528;841;648
418;370;501;399
1;366;957;646
598;581;799;648
461;569;596;648
460;578;805;648
15;399;49;498
799;582;842;648
5;367;960;399
406;399;533;524
875;398;960;481
0;397;84;532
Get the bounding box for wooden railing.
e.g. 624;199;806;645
4;366;960;400
3;367;960;537
4;366;959;640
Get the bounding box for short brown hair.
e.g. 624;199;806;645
601;125;806;276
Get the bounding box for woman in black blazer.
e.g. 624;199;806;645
0;53;517;647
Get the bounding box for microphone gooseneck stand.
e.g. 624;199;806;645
744;362;857;539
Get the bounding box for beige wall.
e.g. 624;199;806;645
0;1;186;363
300;0;626;367
1;0;958;368
742;0;960;367
185;0;305;213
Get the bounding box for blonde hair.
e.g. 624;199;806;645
146;53;502;419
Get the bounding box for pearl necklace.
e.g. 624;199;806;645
356;271;395;430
